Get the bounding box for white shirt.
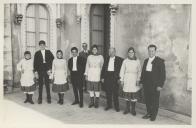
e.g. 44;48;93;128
146;56;155;72
72;56;77;71
83;50;88;53
41;50;46;63
108;56;115;71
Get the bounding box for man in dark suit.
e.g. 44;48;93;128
101;48;123;112
79;43;90;92
140;44;166;121
68;47;86;108
34;40;54;104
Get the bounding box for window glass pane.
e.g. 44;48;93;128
26;33;36;47
26;5;35;17
39;19;48;32
26;4;50;52
92;31;104;45
26;17;35;32
92;16;104;30
93;5;104;15
26;46;36;56
39;5;48;19
39;33;48;46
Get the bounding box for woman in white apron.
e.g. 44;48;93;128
85;45;104;108
17;51;36;104
120;47;141;115
51;50;69;105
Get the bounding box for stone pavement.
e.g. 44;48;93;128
1;87;191;126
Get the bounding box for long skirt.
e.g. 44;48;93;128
87;81;101;91
52;83;69;93
21;84;36;92
123;92;138;101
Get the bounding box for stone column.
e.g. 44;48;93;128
4;4;13;86
10;4;22;87
81;4;90;50
109;4;119;48
56;4;61;50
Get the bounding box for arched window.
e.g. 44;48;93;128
26;4;50;55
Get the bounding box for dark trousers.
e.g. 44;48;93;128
82;75;87;90
143;71;160;119
71;72;83;106
38;71;51;101
104;71;119;109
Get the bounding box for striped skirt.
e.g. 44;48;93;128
21;84;36;92
123;92;138;101
87;81;101;91
52;83;69;93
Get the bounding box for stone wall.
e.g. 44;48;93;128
115;4;191;116
60;4;81;61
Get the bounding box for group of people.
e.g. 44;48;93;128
17;40;166;121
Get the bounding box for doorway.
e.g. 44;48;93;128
90;4;110;58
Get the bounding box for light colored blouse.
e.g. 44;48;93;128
84;55;104;82
51;59;67;84
17;59;34;87
120;58;141;92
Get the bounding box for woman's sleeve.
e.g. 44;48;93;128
17;60;23;72
84;56;90;76
137;59;141;81
51;60;55;77
100;56;104;69
120;60;125;81
64;60;68;78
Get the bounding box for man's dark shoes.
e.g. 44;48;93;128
72;101;79;105
38;99;42;104
142;114;151;119
150;115;156;121
105;106;112;111
47;99;51;104
115;108;120;112
79;104;83;108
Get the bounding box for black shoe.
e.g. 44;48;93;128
88;97;94;108
123;109;130;114
105;106;112;111
24;94;28;103
72;101;79;105
59;99;63;105
150;117;156;121
94;97;99;108
79;104;83;108
24;99;28;103
115;108;120;112
142;114;151;119
57;93;61;104
59;93;64;105
38;99;42;104
28;94;34;104
123;101;130;114
131;102;136;116
47;99;51;104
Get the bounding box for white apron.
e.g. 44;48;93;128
17;59;34;87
